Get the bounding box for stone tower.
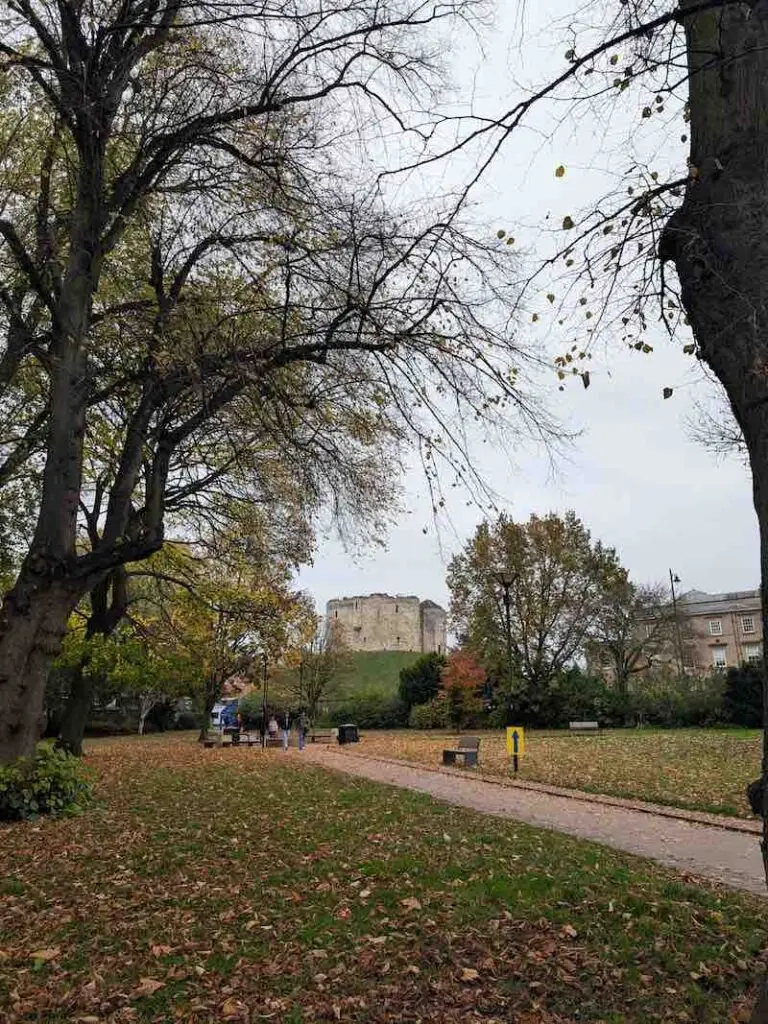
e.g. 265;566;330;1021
326;593;447;653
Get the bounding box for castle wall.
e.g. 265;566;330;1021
326;594;422;651
420;602;447;654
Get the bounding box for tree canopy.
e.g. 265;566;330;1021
448;511;625;713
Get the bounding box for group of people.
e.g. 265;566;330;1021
266;711;305;751
220;704;306;750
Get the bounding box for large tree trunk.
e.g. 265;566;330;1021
0;582;80;763
56;568;128;757
664;6;768;1018
56;664;95;758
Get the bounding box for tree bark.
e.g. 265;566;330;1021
664;6;768;1017
0;582;80;762
55;663;93;757
56;568;128;757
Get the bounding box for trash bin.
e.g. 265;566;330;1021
337;724;359;745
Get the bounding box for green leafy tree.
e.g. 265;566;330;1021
398;652;446;711
448;512;625;717
0;0;558;765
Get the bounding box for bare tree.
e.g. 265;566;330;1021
0;0;562;763
587;581;677;695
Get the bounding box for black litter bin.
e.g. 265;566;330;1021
337;724;359;745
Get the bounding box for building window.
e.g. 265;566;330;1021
644;623;654;638
395;604;398;613
395;635;400;644
709;619;723;636
712;646;727;669
742;615;756;634
682;645;696;669
334;610;338;619
744;643;762;665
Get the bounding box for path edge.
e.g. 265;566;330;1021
324;748;761;836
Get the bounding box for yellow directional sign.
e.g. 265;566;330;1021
506;726;525;757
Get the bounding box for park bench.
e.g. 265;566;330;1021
308;730;336;744
569;721;599;734
442;736;481;768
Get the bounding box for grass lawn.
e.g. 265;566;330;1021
1;734;767;1023
337;651;421;698
271;651;419;708
351;729;763;818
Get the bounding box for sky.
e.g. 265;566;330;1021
296;0;758;617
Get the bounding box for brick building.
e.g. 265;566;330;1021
674;589;762;672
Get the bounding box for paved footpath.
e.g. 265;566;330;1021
299;747;767;896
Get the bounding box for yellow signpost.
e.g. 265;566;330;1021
506;726;525;773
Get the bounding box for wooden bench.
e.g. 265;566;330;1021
569;721;599;734
442;736;480;767
308;730;336;744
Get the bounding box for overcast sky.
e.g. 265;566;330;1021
297;0;757;617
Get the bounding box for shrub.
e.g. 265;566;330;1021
723;664;762;727
408;696;450;729
324;692;408;729
144;698;178;733
630;673;725;728
175;710;201;731
398;652;446;711
237;691;264;729
0;745;91;821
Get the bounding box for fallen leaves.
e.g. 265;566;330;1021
400;896;422;912
351;728;757;817
131;976;165;998
29;947;60;962
1;733;766;1024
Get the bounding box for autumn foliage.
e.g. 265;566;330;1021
440;651;485;730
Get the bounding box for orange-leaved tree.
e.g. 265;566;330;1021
440;652;485;732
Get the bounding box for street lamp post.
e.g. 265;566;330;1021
496;573;515;719
261;651;268;748
669;569;685;676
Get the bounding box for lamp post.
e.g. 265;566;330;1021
496;573;515;718
261;651;268;748
669;569;685;676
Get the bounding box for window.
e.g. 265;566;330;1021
395;635;400;644
395;604;399;613
334;610;338;619
744;643;762;665
644;623;654;638
712;646;727;669
742;615;756;634
682;646;696;669
709;619;723;636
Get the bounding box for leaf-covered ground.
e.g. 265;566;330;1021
1;734;767;1023
353;729;763;818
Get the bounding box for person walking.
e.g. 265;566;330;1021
281;711;291;751
267;715;279;745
